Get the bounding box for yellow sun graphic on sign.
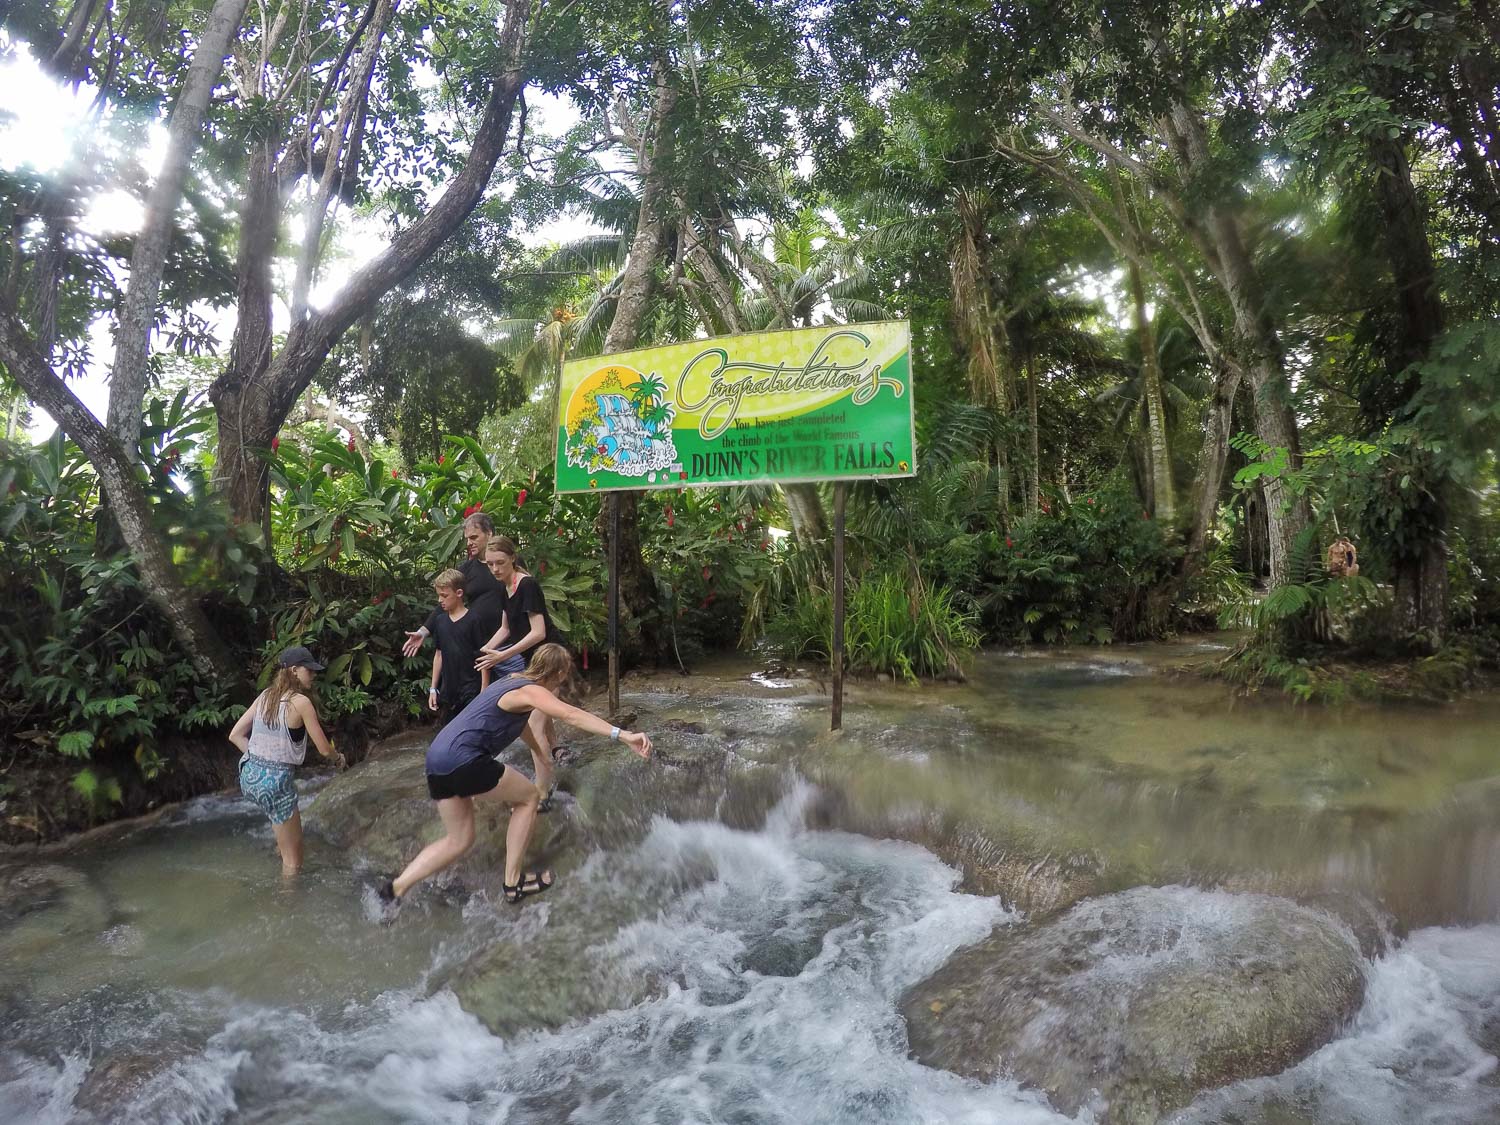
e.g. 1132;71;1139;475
565;365;645;431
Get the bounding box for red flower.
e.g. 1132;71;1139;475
760;539;770;551
597;443;608;455
437;454;445;465
271;436;281;452
702;566;711;580
581;645;589;671
516;489;528;508
347;439;357;453
391;469;399;480
371;593;384;605
557;527;566;536
1087;498;1095;505
538;560;547;575
1006;537;1014;548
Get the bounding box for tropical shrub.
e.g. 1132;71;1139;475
980;476;1178;644
768;565;981;681
0;405;244;819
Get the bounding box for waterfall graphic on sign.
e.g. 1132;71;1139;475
563;366;678;478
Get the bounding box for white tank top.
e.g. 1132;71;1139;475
245;697;308;766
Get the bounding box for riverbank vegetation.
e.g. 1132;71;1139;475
2;0;1498;833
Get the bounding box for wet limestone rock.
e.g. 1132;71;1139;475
902;886;1366;1124
0;862;111;962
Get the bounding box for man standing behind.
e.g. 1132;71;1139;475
404;512;503;658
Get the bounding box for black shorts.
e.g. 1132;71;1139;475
426;757;505;800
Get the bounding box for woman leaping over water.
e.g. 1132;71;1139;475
378;643;651;906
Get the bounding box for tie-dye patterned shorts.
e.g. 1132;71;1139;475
239;755;299;825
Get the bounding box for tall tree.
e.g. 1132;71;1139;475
208;0;534;536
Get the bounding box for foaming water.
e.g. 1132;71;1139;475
0;787;1075;1124
1179;924;1500;1124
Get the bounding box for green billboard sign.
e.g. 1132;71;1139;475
553;321;915;493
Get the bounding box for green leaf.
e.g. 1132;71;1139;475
58;730;95;757
358;653;373;686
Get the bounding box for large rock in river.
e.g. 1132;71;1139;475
902;886;1365;1124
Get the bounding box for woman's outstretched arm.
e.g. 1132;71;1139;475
502;684;652;759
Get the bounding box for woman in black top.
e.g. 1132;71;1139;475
475;535;567;801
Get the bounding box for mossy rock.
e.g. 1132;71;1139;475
902;886;1366;1123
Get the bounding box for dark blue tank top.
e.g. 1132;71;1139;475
425;675;531;776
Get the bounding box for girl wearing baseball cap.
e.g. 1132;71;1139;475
227;646;347;875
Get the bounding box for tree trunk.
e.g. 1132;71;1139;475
1369;133;1449;648
106;0;248;453
1183;357;1242;574
1126;260;1175;523
679;214;831;541
950;191;1011;525
210;0;531;533
0;302;239;684
783;483;829;541
1025;352;1040;512
599;49;679;651
1161;102;1309;586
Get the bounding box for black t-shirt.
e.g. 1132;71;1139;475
423;607;487;706
499;574;564;655
458;557;503;640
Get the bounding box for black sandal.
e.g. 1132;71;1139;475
503;869;555;904
537;782;557;814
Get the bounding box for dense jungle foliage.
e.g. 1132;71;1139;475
1;0;1498;832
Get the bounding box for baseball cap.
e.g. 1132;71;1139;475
278;645;326;672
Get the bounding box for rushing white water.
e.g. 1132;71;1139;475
1178;923;1500;1124
0;787;1078;1124
5;643;1500;1125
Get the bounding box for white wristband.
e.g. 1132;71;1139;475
610;726;621;741
429;687;439;695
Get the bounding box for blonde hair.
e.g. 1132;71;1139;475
433;568;466;594
258;667;304;726
485;534;519;563
525;643;580;703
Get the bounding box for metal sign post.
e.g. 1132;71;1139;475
607;492;621;717
831;482;847;731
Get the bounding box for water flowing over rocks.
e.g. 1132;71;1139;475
0;863;110;962
902;886;1367;1123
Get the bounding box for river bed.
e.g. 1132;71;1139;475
2;642;1497;1123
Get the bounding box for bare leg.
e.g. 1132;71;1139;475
523;710;556;796
391;798;476;898
475;767;544;887
272;811;304;876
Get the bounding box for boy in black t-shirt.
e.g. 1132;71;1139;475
425;569;488;726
